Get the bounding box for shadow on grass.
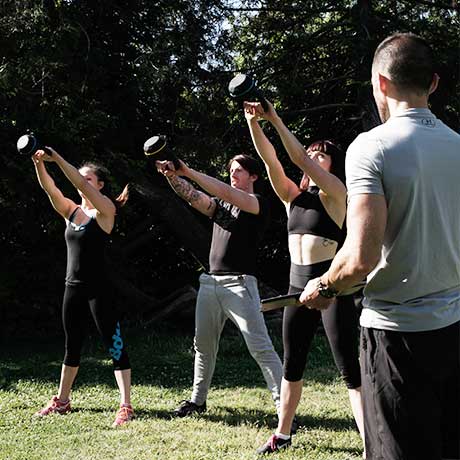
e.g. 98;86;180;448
0;325;341;392
198;406;357;433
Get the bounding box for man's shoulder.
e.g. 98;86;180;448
350;122;391;146
347;129;384;161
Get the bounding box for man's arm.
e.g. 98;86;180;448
186;168;260;215
165;174;217;217
157;159;259;215
300;193;387;308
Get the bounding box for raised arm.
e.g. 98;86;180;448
157;159;260;215
156;161;216;217
244;102;299;205
262;101;346;201
48;148;115;217
32;151;75;218
186;166;260;215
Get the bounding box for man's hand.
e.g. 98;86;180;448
156;159;190;177
155;159;177;177
299;277;334;310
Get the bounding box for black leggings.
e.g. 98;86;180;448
62;284;130;370
283;261;361;388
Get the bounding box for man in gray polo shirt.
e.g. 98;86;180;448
300;33;460;460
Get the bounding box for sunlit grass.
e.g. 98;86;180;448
0;323;363;459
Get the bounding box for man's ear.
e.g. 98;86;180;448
428;73;440;96
249;174;258;183
378;73;390;96
98;180;105;190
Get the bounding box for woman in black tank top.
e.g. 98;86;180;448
31;146;134;427
245;101;365;456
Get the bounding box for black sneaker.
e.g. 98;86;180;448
256;434;291;455
172;400;206;417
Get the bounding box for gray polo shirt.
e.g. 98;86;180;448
346;108;460;332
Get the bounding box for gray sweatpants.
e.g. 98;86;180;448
191;273;282;410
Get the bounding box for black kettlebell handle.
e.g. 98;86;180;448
252;88;268;112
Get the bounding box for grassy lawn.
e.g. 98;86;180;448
0;321;363;460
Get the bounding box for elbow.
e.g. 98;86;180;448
347;253;379;279
76;176;86;189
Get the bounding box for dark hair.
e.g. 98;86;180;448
306;140;345;184
372;32;434;95
80;161;129;208
227;154;262;179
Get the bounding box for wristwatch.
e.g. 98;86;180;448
317;279;338;298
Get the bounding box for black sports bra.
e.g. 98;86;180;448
287;186;343;243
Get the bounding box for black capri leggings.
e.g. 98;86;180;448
283;261;361;388
62;284;130;370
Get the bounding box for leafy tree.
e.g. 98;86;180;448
1;0;459;335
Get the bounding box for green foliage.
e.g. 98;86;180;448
1;1;459;334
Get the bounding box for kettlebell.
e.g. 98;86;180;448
143;135;181;170
228;73;268;112
17;134;51;156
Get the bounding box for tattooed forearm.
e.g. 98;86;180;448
167;175;202;204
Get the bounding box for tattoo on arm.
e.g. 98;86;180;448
168;175;202;204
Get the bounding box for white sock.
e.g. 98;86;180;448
275;432;290;440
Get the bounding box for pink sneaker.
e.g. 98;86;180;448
35;395;71;416
112;404;134;427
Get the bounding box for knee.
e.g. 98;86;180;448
339;367;362;389
113;352;130;371
250;346;275;362
64;340;82;367
63;350;81;367
283;355;306;382
194;334;219;356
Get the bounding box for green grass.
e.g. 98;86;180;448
0;323;363;460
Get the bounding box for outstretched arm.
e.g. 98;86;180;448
157;160;260;215
260;101;346;201
186;167;260;214
166;173;217;217
32;151;75;218
244;102;299;205
48;147;115;217
157;160;216;217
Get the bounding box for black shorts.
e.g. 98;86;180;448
361;321;460;460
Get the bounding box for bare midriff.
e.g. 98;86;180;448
288;233;338;266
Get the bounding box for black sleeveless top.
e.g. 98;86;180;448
209;194;269;276
287;186;343;243
64;207;109;286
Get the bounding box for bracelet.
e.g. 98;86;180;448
317;279;338;299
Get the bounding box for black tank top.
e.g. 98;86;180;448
287;186;343;243
64;208;109;286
